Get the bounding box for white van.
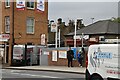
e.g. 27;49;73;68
86;44;120;80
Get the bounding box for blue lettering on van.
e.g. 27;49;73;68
96;52;112;59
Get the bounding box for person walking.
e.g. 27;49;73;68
67;47;74;67
77;50;81;66
77;49;83;67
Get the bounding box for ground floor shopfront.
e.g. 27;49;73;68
1;45;87;67
0;42;9;64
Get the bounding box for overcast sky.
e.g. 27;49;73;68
48;0;119;26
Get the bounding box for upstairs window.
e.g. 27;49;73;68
26;17;34;34
5;0;10;8
27;0;35;9
5;16;10;33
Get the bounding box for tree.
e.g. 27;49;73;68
111;17;120;23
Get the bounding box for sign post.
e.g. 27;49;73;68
51;22;57;48
82;33;84;48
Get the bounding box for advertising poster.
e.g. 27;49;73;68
71;47;76;59
43;51;49;55
37;0;45;11
13;47;23;60
16;0;25;10
52;50;57;61
59;50;67;58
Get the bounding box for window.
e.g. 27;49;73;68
5;16;10;33
27;0;35;9
26;17;34;34
5;0;10;7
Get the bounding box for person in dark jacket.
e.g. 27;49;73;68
67;47;74;67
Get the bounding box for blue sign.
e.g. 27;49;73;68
96;52;112;59
72;48;76;59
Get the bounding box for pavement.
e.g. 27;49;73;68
3;65;86;74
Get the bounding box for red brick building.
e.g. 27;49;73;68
1;0;48;65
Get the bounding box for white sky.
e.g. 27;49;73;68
48;0;119;2
48;0;119;25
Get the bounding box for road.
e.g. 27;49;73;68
1;69;85;80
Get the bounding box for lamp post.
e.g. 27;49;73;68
74;20;77;48
81;33;84;48
55;23;58;48
58;29;60;48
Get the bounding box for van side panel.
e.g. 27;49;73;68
87;44;119;79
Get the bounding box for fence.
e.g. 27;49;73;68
13;45;88;67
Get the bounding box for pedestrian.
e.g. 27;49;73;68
67;47;74;67
77;50;81;67
82;47;85;55
77;49;83;67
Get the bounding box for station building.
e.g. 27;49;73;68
64;20;120;47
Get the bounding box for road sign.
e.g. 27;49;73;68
51;22;57;32
73;35;89;39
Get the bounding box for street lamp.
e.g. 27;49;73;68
74;20;77;48
58;28;60;48
50;20;61;48
81;33;84;48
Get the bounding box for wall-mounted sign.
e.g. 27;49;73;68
37;0;45;11
16;0;25;10
41;34;45;45
89;38;98;42
105;39;120;43
59;50;67;58
0;34;10;42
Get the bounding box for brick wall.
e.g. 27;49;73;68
2;2;48;65
48;51;86;67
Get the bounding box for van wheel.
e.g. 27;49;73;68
91;74;103;80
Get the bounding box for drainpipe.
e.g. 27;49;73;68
11;1;14;65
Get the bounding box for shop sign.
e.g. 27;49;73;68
0;34;10;41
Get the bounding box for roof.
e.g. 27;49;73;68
66;20;120;36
